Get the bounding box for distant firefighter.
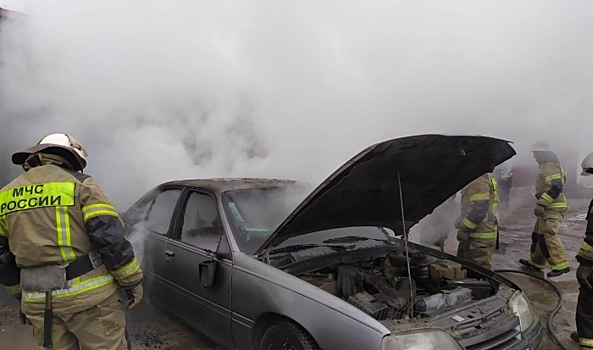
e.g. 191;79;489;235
454;173;499;270
496;163;514;209
519;141;570;278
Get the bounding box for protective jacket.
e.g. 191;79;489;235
459;173;499;240
0;156;142;314
535;160;567;211
576;200;593;349
577;200;593;266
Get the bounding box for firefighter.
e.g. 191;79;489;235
519;141;570;277
571;152;593;349
0;133;143;350
454;173;499;270
496;163;514;209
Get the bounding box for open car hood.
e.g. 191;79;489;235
255;135;515;254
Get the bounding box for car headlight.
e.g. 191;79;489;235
382;331;463;350
509;291;535;332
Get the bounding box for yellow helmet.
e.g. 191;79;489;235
12;133;88;171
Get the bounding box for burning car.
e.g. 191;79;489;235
123;134;542;350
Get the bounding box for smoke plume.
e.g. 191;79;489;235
1;1;593;209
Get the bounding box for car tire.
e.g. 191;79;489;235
259;319;320;350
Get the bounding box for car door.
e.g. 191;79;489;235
162;188;233;349
124;186;183;311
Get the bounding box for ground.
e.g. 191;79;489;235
0;186;586;349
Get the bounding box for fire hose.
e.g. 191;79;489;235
494;269;569;350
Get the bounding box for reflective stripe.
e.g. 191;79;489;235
527;259;546;269
581;241;593;252
82;203;119;221
22;273;115;301
491;177;499;211
469;231;497;239
541;193;554;204
544;174;563;183
548;202;568;209
461;218;477;229
0;182;75;216
111;257;141;281
581;338;593;347
3;283;21;296
550;261;569;271
0;216;7;236
469;193;490;201
56;206;75;263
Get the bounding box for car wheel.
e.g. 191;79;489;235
259;319;320;350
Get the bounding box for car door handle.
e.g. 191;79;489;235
165;250;175;262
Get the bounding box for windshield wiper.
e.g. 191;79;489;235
322;235;386;244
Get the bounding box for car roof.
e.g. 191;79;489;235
160;178;297;194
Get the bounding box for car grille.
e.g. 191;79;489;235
456;314;521;350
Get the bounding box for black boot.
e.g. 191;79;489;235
547;267;570;278
519;259;543;272
571;331;579;343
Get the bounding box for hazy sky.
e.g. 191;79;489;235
1;1;592;208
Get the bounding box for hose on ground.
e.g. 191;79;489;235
494;269;569;350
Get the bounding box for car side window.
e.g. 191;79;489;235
180;192;222;251
145;189;182;235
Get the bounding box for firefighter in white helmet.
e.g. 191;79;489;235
0;133;142;350
519;141;570;277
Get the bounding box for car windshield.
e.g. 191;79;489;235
222;186;306;254
222;186;391;254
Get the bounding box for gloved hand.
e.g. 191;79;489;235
578;265;593;291
533;205;546;217
457;229;470;242
124;284;143;310
18;309;31;325
453;214;464;229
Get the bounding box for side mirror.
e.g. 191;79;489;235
198;260;217;288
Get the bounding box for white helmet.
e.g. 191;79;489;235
12;133;88;171
582;152;593;176
531;140;551;152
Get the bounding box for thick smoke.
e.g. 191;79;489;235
1;1;593;209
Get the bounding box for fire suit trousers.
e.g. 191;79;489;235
528;210;569;271
577;286;593;349
26;291;128;350
456;237;496;270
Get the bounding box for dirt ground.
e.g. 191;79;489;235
0;186;587;350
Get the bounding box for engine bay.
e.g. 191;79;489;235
293;248;497;320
